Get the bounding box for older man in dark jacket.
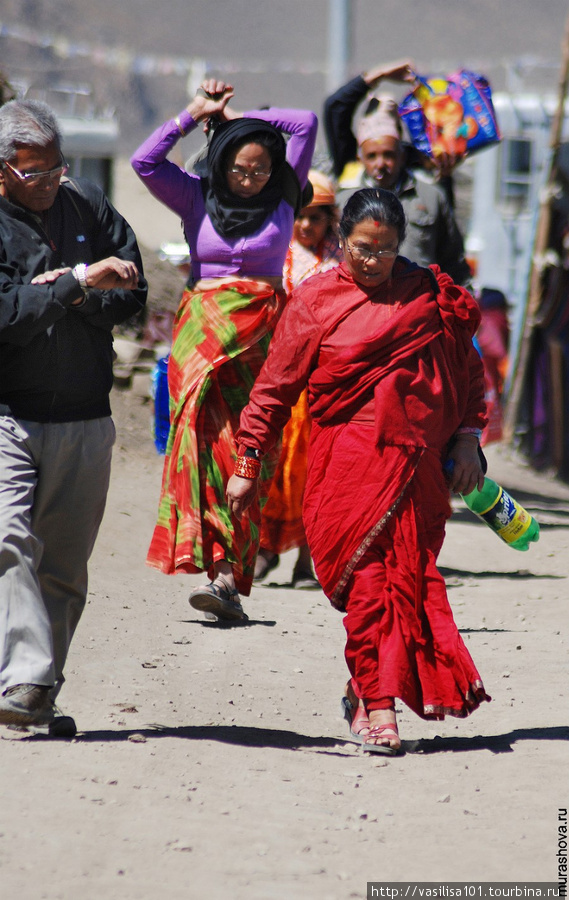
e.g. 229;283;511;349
0;99;147;734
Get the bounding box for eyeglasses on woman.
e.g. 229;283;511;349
345;241;398;262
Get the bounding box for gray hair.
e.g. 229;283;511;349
0;100;62;161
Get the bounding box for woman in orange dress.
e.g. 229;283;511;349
254;170;342;587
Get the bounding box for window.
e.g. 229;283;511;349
65;156;113;195
498;138;533;207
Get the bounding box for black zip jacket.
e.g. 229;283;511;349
0;177;148;422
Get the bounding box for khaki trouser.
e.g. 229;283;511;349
0;416;115;697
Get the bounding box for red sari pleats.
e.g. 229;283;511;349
342;448;490;719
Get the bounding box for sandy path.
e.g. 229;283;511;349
1;388;567;899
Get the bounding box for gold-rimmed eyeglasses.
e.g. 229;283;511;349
226;167;272;182
345;241;398;263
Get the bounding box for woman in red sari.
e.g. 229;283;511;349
227;188;491;755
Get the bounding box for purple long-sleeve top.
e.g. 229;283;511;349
130;107;318;281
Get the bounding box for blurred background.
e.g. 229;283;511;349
3;0;569;473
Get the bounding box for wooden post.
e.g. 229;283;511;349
503;10;569;442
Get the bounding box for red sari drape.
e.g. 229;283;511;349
238;260;490;718
304;264;485;603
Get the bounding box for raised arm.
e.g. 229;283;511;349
244;108;318;187
130;83;236;218
130;114;202;220
324;60;415;178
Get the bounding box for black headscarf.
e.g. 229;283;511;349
196;117;288;239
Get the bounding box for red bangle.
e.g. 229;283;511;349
234;456;261;479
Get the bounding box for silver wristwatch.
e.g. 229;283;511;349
72;263;89;291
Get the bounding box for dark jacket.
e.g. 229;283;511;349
324;75;471;286
0;177;147;422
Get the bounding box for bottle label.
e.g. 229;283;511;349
479;487;532;543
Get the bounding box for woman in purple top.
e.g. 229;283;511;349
131;80;317;622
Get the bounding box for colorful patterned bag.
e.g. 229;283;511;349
399;69;501;162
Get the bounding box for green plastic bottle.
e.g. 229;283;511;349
462;477;540;551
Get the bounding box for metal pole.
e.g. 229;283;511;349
326;0;352;94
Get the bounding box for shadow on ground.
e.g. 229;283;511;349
180;617;278;629
405;725;569;755
26;723;569;756
440;565;563;581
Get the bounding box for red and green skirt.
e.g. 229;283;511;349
146;279;284;595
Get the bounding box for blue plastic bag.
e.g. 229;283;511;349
151;355;170;454
399;69;500;162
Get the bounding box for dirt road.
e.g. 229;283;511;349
1;388;567;900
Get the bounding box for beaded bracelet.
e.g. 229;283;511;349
234;456;261;479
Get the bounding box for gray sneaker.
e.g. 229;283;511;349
189;581;246;621
0;683;54;727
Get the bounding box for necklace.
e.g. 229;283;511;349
283;239;324;294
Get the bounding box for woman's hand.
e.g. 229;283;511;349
226;474;258;520
200;79;241;120
446;434;485;496
186;80;236;125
